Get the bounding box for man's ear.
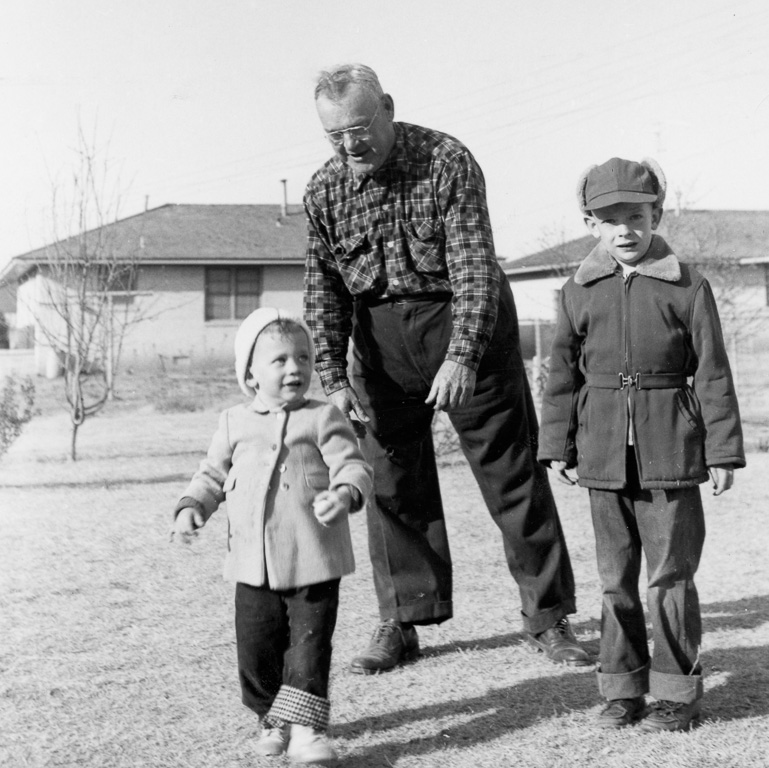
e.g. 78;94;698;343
651;206;663;230
584;215;601;240
382;93;395;119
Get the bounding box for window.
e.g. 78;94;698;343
96;264;137;293
205;267;261;321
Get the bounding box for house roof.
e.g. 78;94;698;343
503;210;769;277
0;203;308;284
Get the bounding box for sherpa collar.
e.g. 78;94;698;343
574;235;681;286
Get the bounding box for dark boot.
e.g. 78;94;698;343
596;697;646;729
640;700;702;732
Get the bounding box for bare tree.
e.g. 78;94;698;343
33;122;142;460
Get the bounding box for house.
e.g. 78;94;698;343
0;203;308;377
504;210;769;365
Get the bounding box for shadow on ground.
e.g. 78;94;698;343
421;617;601;660
0;474;192;490
335;671;597;764
701;594;769;632
334;600;769;764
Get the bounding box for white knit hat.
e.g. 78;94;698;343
234;307;315;398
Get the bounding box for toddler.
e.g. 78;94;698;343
173;307;373;763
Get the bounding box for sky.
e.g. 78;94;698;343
2;0;768;269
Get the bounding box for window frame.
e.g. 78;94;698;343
204;266;262;322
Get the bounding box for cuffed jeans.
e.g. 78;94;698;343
351;278;576;634
235;579;339;728
590;450;705;703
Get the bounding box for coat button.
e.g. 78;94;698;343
271;444;278;451
279;464;287;473
281;483;289;491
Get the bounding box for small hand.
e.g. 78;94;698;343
425;360;476;411
171;507;205;544
328;386;370;437
548;461;578;486
313;488;351;527
709;465;734;496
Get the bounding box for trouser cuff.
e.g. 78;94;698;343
650;669;703;704
597;664;649;700
264;685;330;730
384;599;453;626
521;599;576;636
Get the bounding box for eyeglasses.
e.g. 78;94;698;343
324;104;380;146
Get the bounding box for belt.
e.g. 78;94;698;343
360;292;453;307
586;372;687;390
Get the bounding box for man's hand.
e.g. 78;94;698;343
328;386;370;437
547;460;578;486
709;465;734;496
171;507;205;544
425;360;476;411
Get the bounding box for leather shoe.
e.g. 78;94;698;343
350;619;420;674
526;617;592;666
596;697;646;729
639;699;701;732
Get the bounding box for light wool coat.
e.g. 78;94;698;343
178;397;373;589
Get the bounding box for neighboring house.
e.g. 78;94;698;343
0;279;14;349
504;210;769;363
0;203;308;376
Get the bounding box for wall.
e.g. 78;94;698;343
118;263;305;371
508;274;569;323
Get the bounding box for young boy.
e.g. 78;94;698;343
172;307;373;764
538;157;745;732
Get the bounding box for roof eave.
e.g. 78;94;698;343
504;261;581;277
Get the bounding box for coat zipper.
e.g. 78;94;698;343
623;271;640;482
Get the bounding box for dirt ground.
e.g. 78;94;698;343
1;373;768;767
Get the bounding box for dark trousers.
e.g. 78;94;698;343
589;450;705;702
235;579;340;718
351;279;576;634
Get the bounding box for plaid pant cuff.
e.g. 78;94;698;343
265;685;330;730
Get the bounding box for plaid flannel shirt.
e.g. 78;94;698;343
303;122;501;394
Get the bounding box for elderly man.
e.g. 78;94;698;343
303;63;589;673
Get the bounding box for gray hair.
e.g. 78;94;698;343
314;63;385;102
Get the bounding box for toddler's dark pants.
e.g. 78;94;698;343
235;578;340;729
589;449;705;704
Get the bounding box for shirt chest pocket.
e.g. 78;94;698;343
334;232;382;291
406;218;446;277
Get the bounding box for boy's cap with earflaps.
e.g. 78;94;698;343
576;156;667;213
234;307;315;398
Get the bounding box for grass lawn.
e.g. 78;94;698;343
1;371;768;767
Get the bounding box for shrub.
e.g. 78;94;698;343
0;373;35;458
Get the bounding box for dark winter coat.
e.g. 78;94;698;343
538;235;745;490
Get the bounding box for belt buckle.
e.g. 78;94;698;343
618;373;640;390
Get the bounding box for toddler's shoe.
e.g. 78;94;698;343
287;723;338;765
596;697;646;728
640;699;702;732
255;723;289;756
